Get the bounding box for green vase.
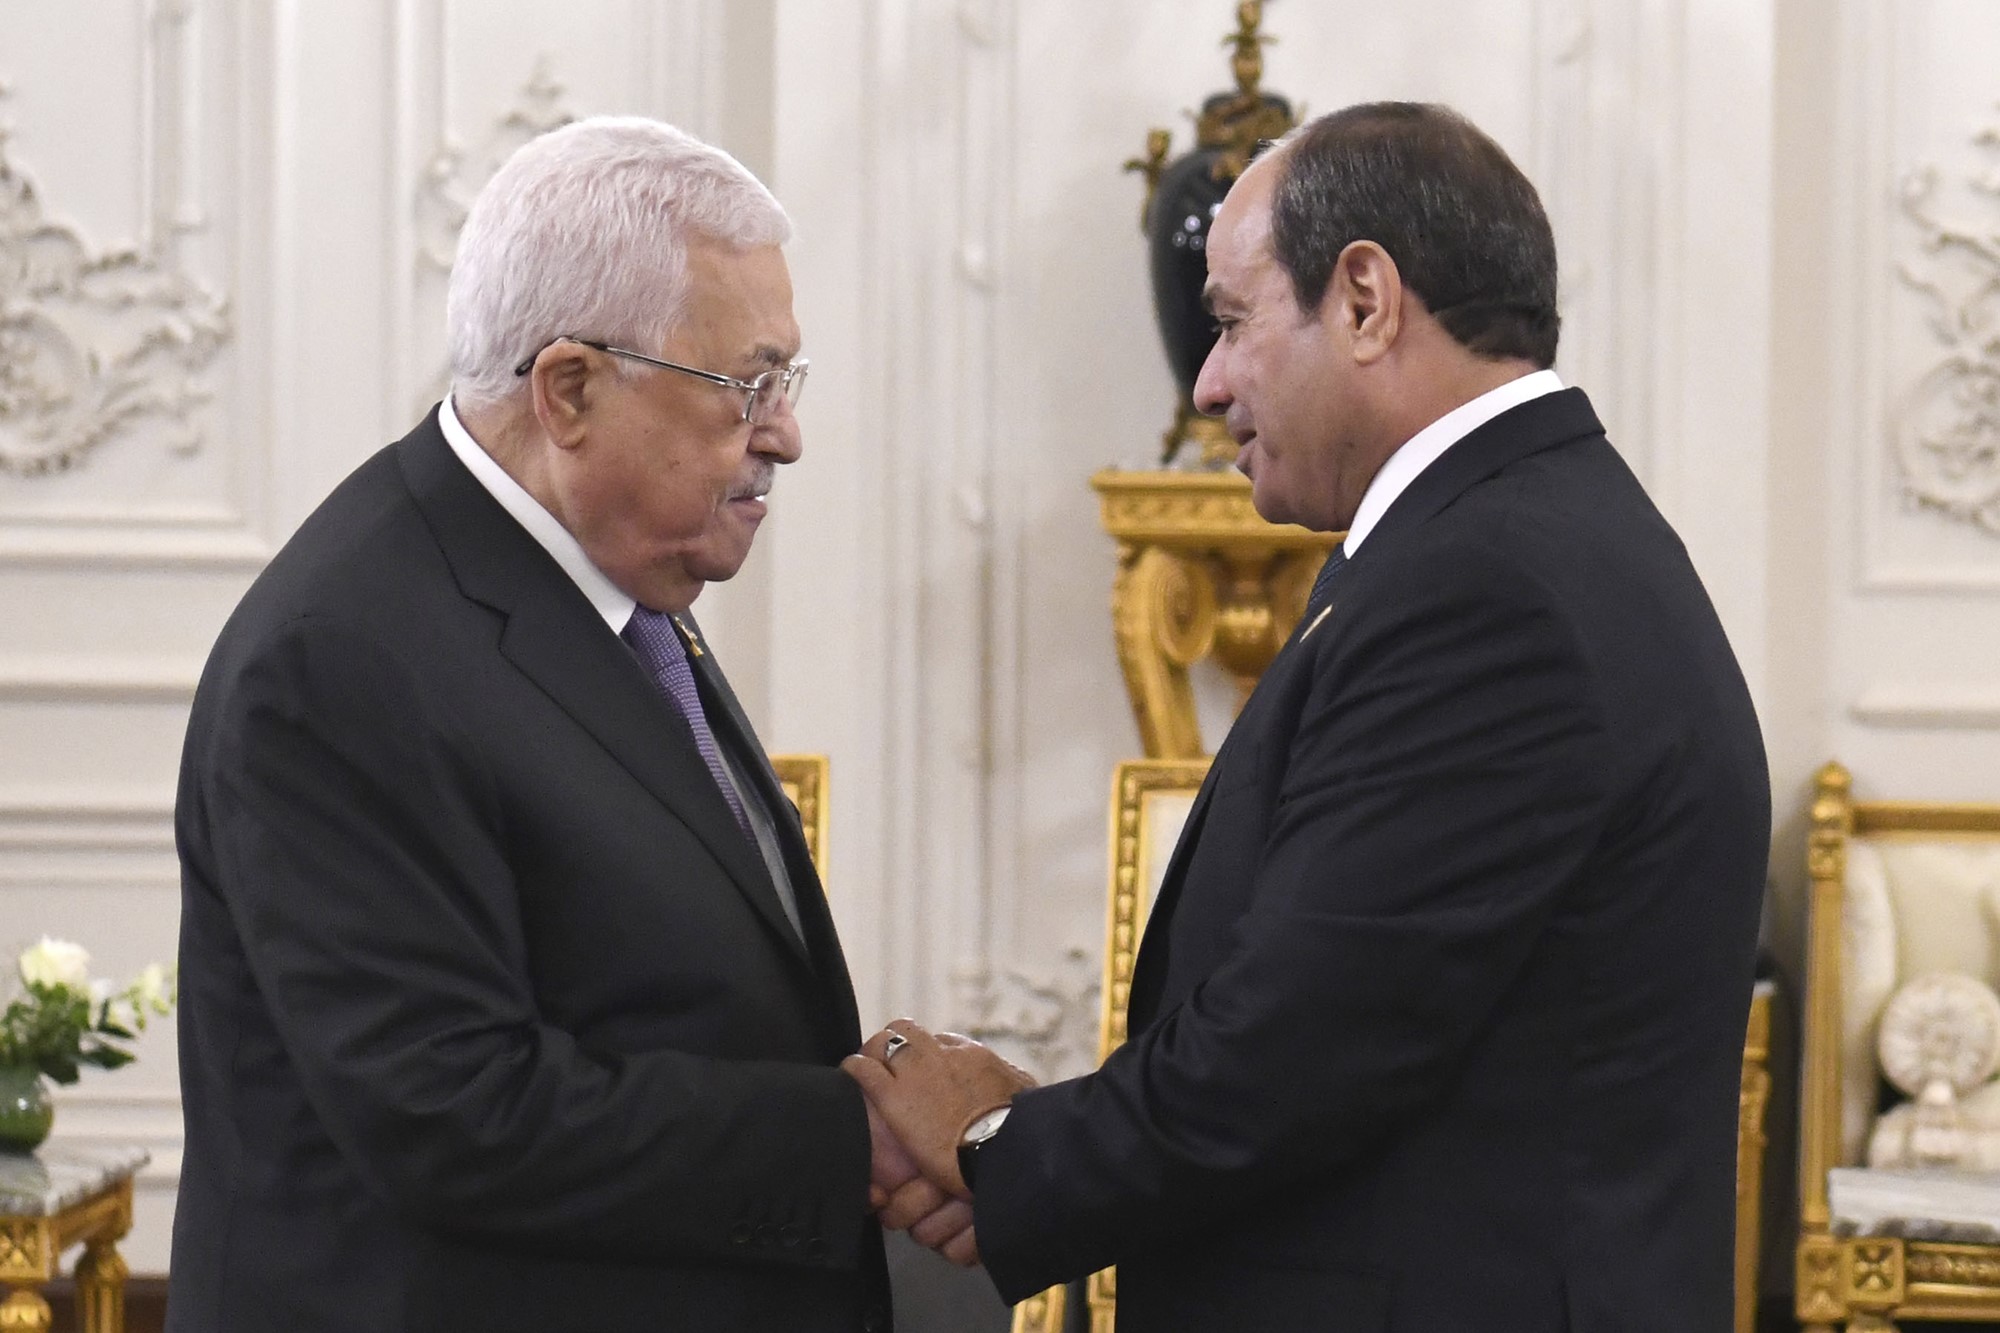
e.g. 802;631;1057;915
0;1066;52;1152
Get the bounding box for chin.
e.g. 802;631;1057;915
684;545;755;586
1248;476;1303;530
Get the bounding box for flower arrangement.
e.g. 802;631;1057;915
0;937;176;1084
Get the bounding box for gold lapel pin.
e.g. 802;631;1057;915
671;615;705;658
1300;605;1333;642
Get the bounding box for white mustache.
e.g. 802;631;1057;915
729;463;775;502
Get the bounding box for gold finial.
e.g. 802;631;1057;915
1806;760;1852;882
1225;1;1273;98
1197;0;1295;182
1122;128;1173;233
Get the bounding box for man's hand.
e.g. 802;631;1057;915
842;1019;1036;1200
856;1068;981;1265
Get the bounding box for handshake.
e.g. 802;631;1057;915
841;1019;1038;1268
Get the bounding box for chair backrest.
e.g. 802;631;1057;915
766;752;831;886
1012;756;1210;1333
1098;757;1211;1062
1799;760;2000;1236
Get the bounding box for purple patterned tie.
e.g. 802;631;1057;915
624;608;752;838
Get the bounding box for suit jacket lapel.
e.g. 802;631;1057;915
394;416;813;968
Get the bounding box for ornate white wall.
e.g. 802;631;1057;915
0;0;1989;1293
0;0;770;1273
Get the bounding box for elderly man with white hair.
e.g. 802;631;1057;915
169;117;944;1333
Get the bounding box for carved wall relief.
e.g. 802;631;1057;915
1894;109;2000;533
408;59;574;411
0;108;229;477
415;58;574;274
952;948;1102;1085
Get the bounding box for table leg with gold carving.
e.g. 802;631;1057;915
1798;1228;1843;1330
1087;1266;1116;1333
0;1290;49;1332
74;1236;128;1333
1843;1237;1903;1332
1008;1283;1066;1333
1096;470;1339;760
1110;544;1214;759
0;1149;145;1333
0;1217;48;1333
1209;547;1315;710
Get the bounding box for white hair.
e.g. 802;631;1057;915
447;116;792;409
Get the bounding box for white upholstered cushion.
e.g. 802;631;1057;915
1840;838;2000;1162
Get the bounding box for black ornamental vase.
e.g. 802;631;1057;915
1142;89;1295;407
1126;0;1296;466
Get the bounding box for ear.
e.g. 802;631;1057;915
1323;240;1404;366
527;343;596;453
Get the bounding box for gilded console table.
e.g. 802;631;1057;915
0;1143;147;1332
1093;469;1340;758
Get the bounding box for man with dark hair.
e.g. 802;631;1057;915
848;101;1769;1332
1268;101;1561;368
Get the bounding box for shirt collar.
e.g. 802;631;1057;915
436;396;637;633
1342;368;1564;555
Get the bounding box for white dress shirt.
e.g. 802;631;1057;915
1342;369;1564;555
438;395;636;633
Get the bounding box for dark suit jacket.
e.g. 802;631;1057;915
169;412;890;1333
976;390;1770;1332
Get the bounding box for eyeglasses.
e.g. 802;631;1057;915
513;336;809;425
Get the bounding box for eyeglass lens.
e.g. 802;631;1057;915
750;363;808;424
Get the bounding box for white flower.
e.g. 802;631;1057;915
19;938;91;995
134;963;174;1016
104;995;139;1035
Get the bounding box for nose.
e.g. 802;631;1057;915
752;401;803;464
1192;341;1230;416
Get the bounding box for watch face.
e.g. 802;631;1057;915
963;1105;1011;1144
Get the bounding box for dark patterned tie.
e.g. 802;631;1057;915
1307;545;1349;614
623;608;751;838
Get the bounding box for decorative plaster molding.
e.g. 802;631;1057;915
0;797;176;856
1849;688;2000;730
839;4;1028;1035
0;526;271;569
1892;111;2000;535
1527;0;1673;494
405;56;574;412
0;656;201;704
415;59;574;273
951;948;1101;1085
0;96;230;477
47;1089;183;1187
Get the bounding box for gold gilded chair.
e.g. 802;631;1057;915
1012;756;1211;1333
1015;756;1775;1333
767;753;830;884
1796;760;2000;1331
